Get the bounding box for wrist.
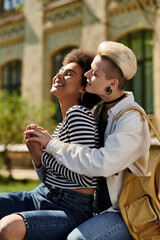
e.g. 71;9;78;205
34;162;42;168
32;156;42;168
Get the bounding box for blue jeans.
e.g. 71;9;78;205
67;211;133;240
0;184;94;240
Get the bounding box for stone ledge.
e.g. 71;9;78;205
0;136;159;153
0;168;38;180
0;144;28;152
0;139;159;170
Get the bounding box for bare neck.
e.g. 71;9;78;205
59;98;80;121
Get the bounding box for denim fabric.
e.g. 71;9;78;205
0;191;35;219
67;211;133;240
0;184;94;240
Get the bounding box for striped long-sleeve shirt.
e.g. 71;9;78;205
35;105;101;189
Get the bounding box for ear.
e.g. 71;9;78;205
81;88;86;94
110;79;119;88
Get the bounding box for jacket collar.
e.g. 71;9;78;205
108;91;135;118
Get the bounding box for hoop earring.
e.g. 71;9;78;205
106;87;112;95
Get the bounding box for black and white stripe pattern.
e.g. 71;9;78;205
36;105;101;189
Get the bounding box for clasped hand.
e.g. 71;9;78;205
24;124;53;168
24;124;53;149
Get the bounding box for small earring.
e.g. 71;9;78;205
81;92;84;103
106;87;112;95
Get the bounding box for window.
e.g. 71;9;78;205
119;30;153;114
2;60;22;94
52;46;77;121
52;47;77;76
0;0;24;13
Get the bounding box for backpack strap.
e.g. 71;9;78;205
116;106;160;142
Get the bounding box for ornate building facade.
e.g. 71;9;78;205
0;0;160;134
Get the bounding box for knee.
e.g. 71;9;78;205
0;214;26;240
0;216;12;240
67;228;84;240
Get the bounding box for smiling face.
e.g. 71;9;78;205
50;62;84;103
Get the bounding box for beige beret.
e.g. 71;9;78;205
97;41;137;80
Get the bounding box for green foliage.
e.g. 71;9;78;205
0;90;58;145
0;90;27;144
0;175;40;193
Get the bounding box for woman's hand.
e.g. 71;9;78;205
25;124;44;134
24;128;53;149
26;140;43;168
24;124;44;168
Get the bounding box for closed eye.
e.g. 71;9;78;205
64;69;76;77
66;71;73;76
59;68;76;77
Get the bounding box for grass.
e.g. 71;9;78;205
0;175;40;193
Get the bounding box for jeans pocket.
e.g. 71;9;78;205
61;191;94;218
30;184;50;210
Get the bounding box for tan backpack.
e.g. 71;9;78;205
118;106;160;240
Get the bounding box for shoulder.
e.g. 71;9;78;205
66;105;95;120
116;103;148;131
64;105;98;129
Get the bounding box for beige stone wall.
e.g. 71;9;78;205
0;42;23;66
22;0;44;104
153;7;160;133
81;0;108;50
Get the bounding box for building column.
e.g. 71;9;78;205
22;0;44;104
153;6;160;133
81;0;108;51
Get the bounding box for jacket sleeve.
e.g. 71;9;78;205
46;110;150;177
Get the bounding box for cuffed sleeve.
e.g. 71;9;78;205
33;160;46;183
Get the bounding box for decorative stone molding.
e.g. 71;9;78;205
44;2;82;31
0;10;24;47
44;0;80;12
0;10;24;26
108;0;158;16
0;36;24;47
0;22;24;47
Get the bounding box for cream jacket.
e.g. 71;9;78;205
46;92;150;210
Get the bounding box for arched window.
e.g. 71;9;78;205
119;30;153;114
2;60;22;94
52;46;77;121
52;47;77;75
